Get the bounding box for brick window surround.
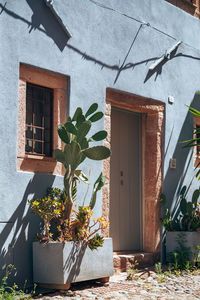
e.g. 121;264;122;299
102;89;165;256
17;64;67;175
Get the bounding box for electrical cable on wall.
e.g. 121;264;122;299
114;24;143;83
88;0;200;55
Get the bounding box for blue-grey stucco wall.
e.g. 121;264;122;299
0;0;200;284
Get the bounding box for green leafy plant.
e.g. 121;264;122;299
161;185;200;231
192;244;200;266
0;265;33;300
155;262;162;274
126;260;139;281
157;275;166;283
163;264;173;277
29;103;111;250
154;262;167;283
184;260;193;273
167;233;191;270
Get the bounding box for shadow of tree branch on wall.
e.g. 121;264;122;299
26;0;69;51
144;49;200;83
161;93;200;261
162;92;200;223
0;1;69;51
0;174;55;286
1;1;200;83
0;2;38;29
144;47;180;83
63;242;86;284
67;43;161;75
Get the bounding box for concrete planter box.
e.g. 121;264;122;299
33;238;114;288
166;231;200;261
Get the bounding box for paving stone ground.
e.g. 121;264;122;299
36;268;200;299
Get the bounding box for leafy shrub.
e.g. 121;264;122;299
161;185;200;231
0;265;32;300
167;233;191;270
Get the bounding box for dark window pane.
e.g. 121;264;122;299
45;90;52;101
33;101;43;115
33;141;43;154
26;111;32;125
27;86;32;98
44;102;51;117
44;143;51;157
34;128;43;141
25;83;53;156
44;116;51;129
34;114;43;127
25;140;32;152
44;129;51;142
26;99;32;125
26;126;33;139
33;101;43;127
33;86;44;101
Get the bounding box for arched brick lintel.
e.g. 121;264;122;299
102;89;165;255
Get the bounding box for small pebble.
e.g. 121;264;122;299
147;276;153;282
140;290;148;294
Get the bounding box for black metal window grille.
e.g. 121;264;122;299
25;82;53;157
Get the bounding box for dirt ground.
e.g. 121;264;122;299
36;268;200;299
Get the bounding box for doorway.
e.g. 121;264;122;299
110;107;142;251
102;89;165;256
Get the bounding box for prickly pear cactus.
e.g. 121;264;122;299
54;103;111;220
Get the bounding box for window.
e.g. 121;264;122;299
25;83;53;157
17;64;67;174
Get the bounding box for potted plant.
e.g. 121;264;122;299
29;103;113;289
161;186;200;265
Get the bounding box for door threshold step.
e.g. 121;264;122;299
113;251;156;272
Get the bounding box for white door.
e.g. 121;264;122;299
110;108;142;251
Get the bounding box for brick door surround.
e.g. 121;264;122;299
102;89;165;255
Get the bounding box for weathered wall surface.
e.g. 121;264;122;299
0;0;200;283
